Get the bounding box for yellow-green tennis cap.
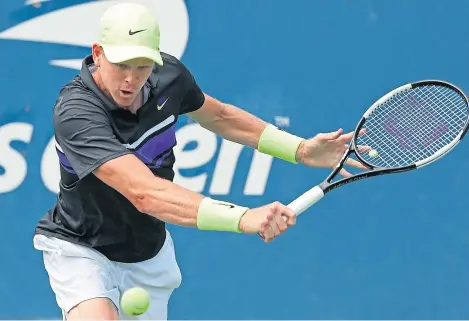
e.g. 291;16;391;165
98;3;163;66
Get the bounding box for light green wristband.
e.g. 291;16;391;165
257;124;305;163
196;197;249;233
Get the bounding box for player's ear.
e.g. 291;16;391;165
91;43;104;67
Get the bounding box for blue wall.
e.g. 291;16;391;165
0;0;468;319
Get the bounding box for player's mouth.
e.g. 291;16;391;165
120;89;134;97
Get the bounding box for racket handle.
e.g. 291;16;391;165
259;186;324;239
287;185;324;216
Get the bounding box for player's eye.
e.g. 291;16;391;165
116;63;129;69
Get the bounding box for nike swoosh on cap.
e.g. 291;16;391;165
129;29;146;35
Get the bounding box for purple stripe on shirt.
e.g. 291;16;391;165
151;149;173;168
133;125;176;163
56;149;77;174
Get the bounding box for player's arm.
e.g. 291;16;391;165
94;153;296;238
179;62;367;173
186;93;307;164
187;94;268;149
93;153;205;227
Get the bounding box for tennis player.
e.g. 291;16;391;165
33;3;366;320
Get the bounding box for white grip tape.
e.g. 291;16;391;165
287;185;324;216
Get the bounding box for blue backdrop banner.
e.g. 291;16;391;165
0;0;468;319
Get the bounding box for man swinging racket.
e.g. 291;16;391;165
33;2;366;320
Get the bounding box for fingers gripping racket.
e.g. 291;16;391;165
288;80;469;216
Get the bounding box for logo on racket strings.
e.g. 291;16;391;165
384;94;449;150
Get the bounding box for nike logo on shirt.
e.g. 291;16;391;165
157;97;169;110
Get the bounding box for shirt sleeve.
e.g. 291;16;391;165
178;64;206;114
54;95;132;179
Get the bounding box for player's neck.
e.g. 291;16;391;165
127;90;144;114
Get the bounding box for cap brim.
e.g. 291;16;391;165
101;44;163;66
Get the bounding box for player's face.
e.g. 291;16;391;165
102;57;154;107
93;46;154;107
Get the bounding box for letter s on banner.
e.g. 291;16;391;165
0;123;34;193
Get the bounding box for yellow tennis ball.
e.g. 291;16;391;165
368;149;378;158
120;287;150;316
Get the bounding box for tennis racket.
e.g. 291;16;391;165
287;79;469;216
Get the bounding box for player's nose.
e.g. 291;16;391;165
124;68;141;84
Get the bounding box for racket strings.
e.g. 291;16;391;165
374;87;465;163
356;84;468;168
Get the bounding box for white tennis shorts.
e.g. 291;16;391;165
33;230;182;320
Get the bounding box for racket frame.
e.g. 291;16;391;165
302;79;469;204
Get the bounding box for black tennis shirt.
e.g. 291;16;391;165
35;53;205;263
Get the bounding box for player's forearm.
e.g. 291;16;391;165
190;95;306;161
211;103;308;164
198;102;268;149
135;178;252;233
133;176;205;227
94;154;248;231
94;154;202;226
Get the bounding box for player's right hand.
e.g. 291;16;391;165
238;202;296;243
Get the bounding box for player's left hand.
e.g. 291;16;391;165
297;128;371;177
